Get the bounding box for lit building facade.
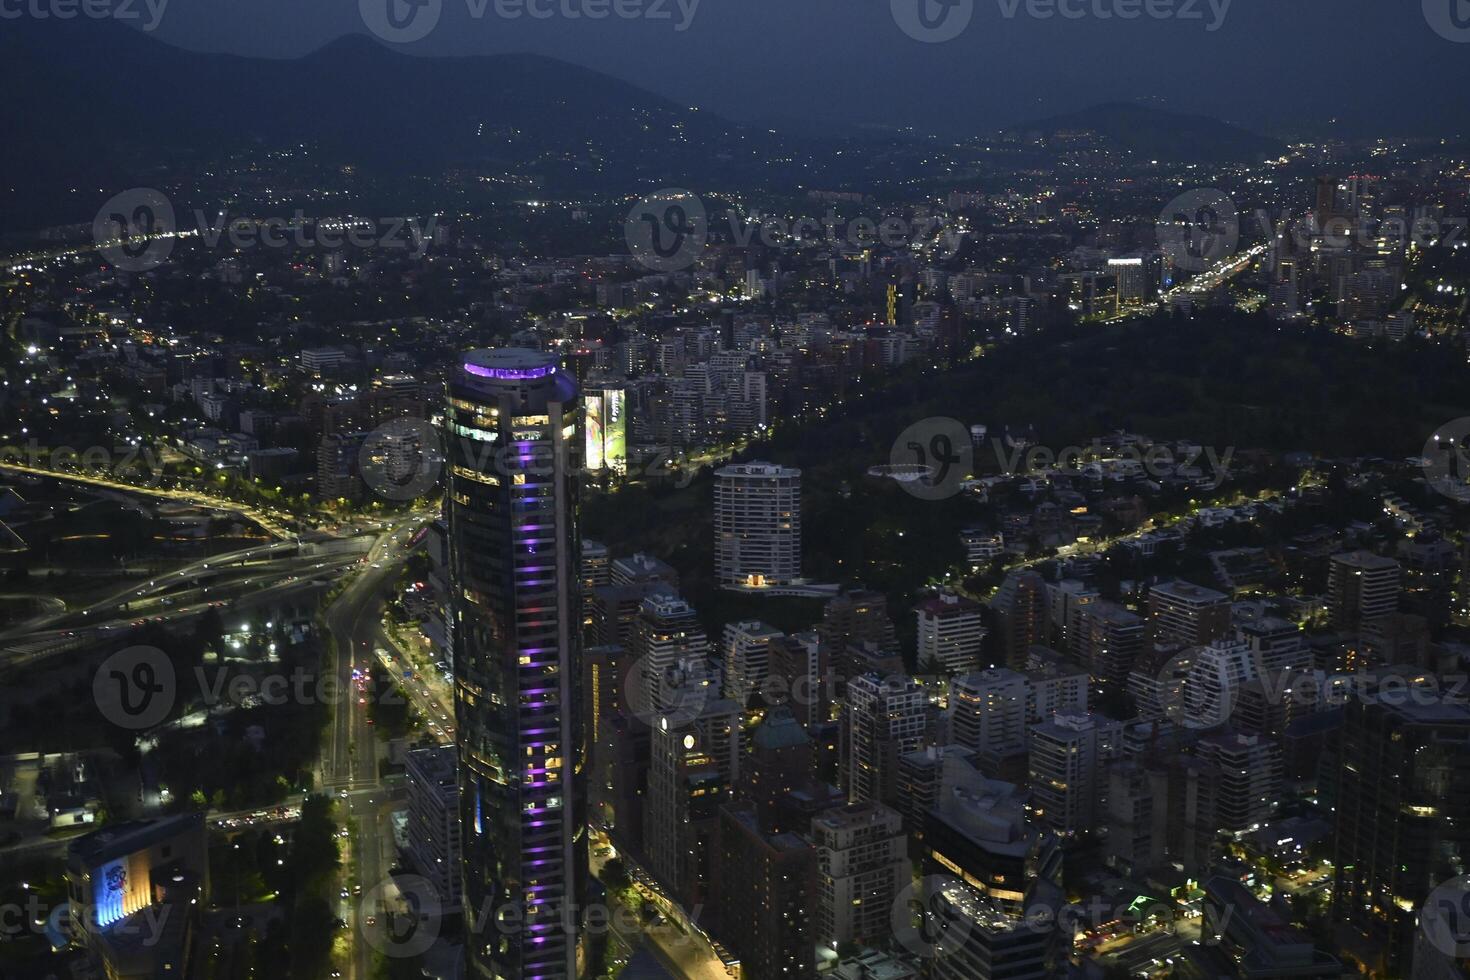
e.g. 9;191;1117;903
446;348;587;979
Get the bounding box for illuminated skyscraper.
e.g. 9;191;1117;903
446;349;587;979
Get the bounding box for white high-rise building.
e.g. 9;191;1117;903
948;669;1028;767
917;592;988;675
844;674;927;806
714;461;801;590
948;667;1087;774
721;620;784;708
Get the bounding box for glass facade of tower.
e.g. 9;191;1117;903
446;349;586;980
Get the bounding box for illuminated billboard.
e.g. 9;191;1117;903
604;387;627;475
584;386;627;476
585;390;605;472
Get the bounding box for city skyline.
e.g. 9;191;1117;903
2;6;1470;979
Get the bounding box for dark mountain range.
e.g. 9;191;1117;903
1010;102;1286;163
0;22;811;227
2;21;1290;232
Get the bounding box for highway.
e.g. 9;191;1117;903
317;515;430;980
0;459;298;538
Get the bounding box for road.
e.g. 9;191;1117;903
0;538;369;640
317;515;429;980
590;832;735;980
0;459;297;538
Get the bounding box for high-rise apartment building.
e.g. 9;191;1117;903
405;745;463;912
843;673;928;806
714;461;802;589
1147;580;1231;649
1328;550;1401;632
1072;600;1145;691
916;592;988;675
811;802;908;948
718;805;817;980
991;570;1048;669
1028;712;1123;836
1332;685;1470;974
1195;731;1280;833
722;620;784;708
647;698;741;910
948;667;1087;780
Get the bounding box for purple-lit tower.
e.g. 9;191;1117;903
447;349;587;979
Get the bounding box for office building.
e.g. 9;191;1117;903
446;348;586;979
921;781;1062;914
1204;876;1342;977
65;814;209;980
924;878;1064;980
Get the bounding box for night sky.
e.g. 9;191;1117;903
130;0;1470;138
